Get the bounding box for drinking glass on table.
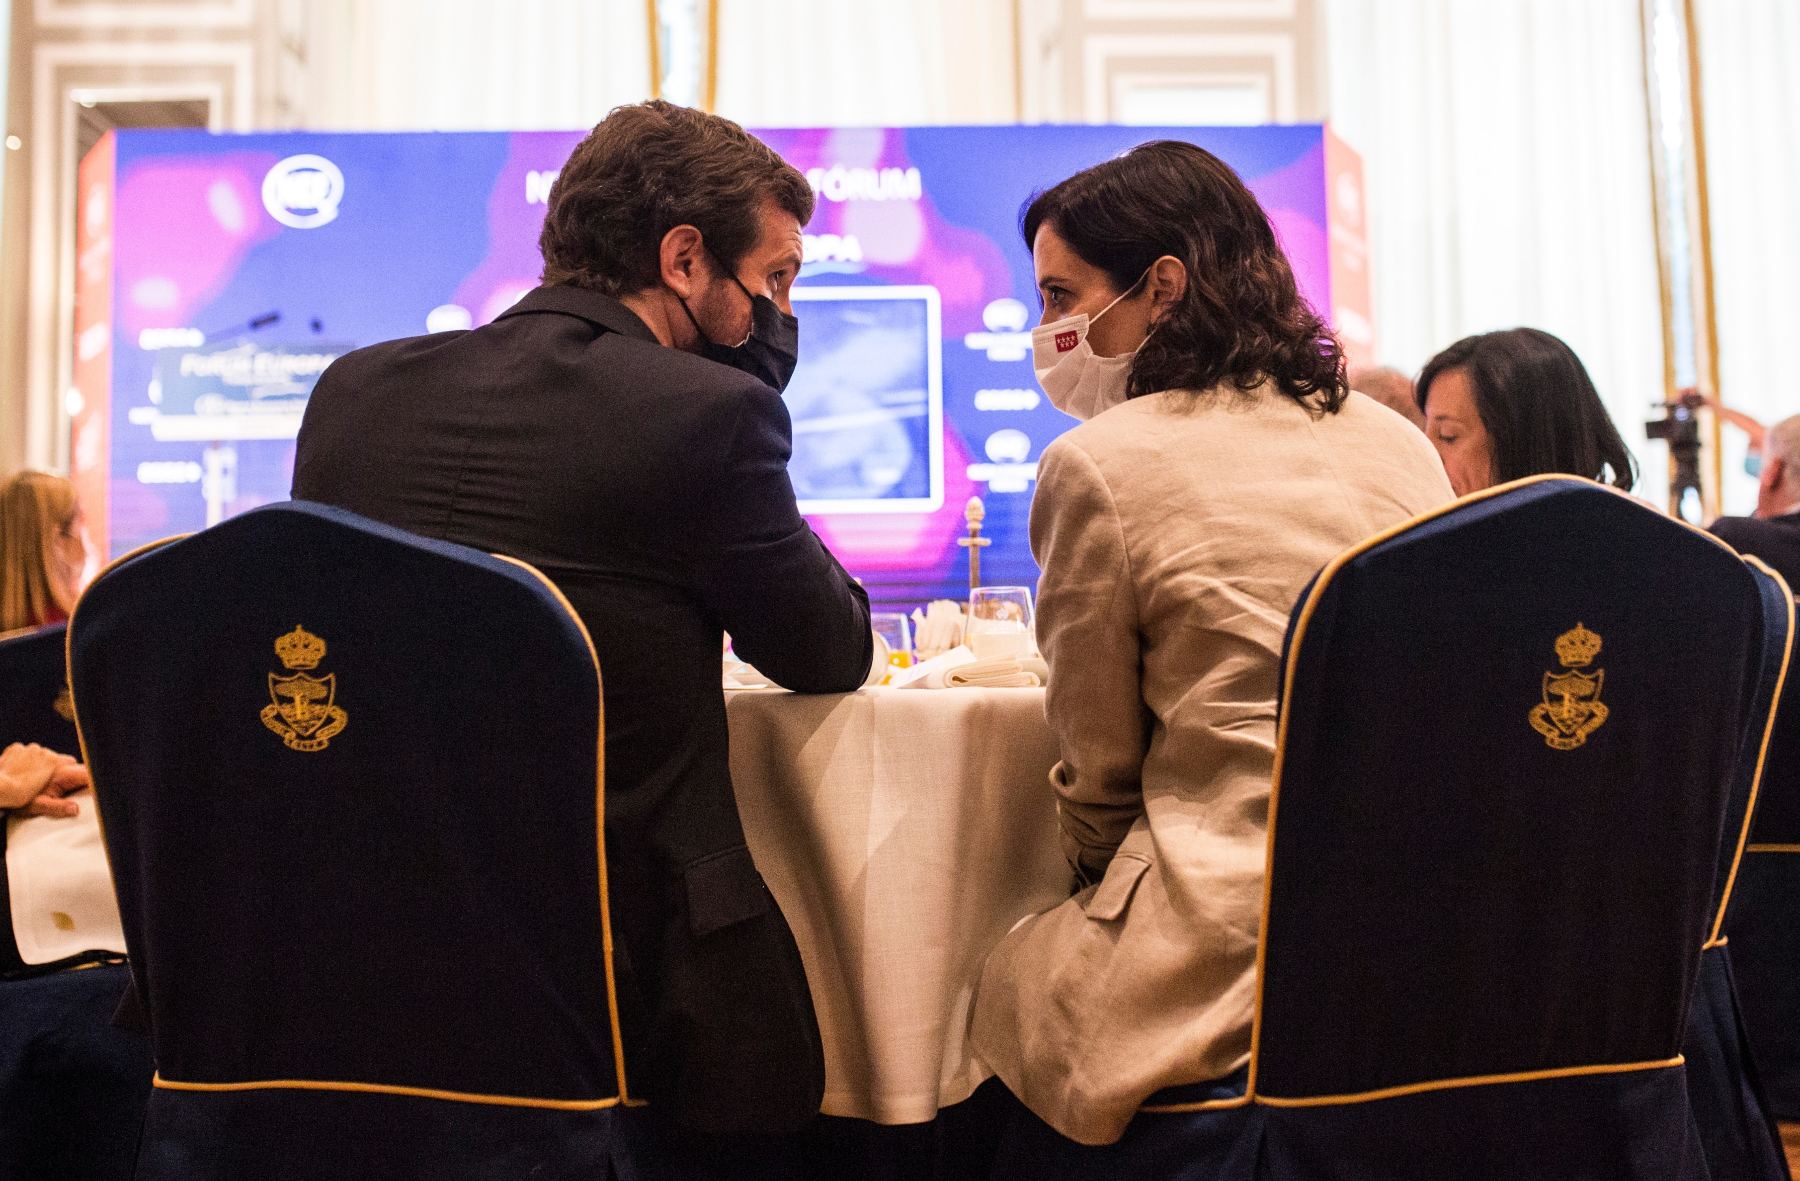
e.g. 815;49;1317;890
871;612;915;677
966;587;1034;660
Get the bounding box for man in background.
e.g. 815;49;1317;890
1710;412;1800;590
1349;363;1426;431
293;100;871;1168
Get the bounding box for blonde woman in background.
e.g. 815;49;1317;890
0;472;90;819
0;472;86;633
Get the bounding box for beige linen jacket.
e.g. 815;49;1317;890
971;385;1453;1145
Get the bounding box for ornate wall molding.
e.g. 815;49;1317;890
1020;0;1325;124
4;0;263;472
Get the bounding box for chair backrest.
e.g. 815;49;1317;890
1253;476;1777;1107
1711;558;1792;933
1724;568;1800;1121
0;623;78;755
67;502;635;1126
1677;558;1792;1180
1743;583;1800;852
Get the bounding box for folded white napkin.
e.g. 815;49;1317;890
950;654;1048;688
6;793;126;965
893;646;1048;689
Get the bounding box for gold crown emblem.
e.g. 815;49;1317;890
1553;623;1603;669
274;625;327;670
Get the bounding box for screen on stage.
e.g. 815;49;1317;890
77;124;1370;607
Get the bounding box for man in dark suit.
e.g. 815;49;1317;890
1711;413;1800;591
291;101;871;1155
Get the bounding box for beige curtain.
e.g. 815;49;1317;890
1326;0;1668;504
294;0;653;131
1695;0;1800;514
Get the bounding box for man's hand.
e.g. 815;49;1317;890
0;743;87;817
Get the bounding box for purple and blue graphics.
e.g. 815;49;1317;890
89;125;1353;605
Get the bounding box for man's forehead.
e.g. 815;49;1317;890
751;203;804;258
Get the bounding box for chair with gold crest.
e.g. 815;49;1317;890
1676;551;1790;1180
998;476;1789;1180
0;621;149;1179
1722;562;1800;1165
67;501;649;1179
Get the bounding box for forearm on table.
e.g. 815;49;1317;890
723;541;871;692
698;387;873;691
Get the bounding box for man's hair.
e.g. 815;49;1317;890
1766;414;1800;479
539;100;813;295
1416;327;1637;492
1349;364;1425;430
1021;139;1345;413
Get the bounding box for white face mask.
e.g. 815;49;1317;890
1030;272;1150;422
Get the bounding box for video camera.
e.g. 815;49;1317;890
1646;389;1705;520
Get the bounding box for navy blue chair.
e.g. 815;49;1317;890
0;621;151;1179
0;622;79;758
68;502;650;1179
995;476;1786;1180
1676;556;1790;1180
1726;571;1800;1135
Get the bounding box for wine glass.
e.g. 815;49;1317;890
966;586;1034;660
871;612;915;680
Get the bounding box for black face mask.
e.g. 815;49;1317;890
679;264;800;393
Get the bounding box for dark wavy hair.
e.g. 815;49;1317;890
1022;140;1345;412
539;100;813;295
1416;327;1637;491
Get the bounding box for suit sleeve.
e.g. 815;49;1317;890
1030;437;1152;884
694;383;872;693
1708;517;1754;555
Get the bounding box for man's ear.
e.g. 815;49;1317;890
1146;254;1188;323
659;224;706;299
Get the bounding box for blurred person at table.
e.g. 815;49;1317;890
1415;327;1636;497
1709;411;1800;589
0;471;86;634
293;101;871;1167
0;470;89;819
1348;362;1426;431
969;141;1452;1153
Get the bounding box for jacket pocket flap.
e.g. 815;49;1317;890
684;845;773;938
1084;853;1151;921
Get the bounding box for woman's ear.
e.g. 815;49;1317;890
1146;254;1188;323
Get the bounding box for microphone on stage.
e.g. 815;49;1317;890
197;310;282;341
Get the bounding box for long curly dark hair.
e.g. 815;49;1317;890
1022;140;1345;413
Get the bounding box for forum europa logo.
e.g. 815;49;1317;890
263;154;345;230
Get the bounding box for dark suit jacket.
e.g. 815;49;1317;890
292;284;872;1134
1711;511;1800;594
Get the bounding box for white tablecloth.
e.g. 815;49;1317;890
726;686;1068;1125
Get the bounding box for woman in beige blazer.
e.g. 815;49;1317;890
970;141;1454;1156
